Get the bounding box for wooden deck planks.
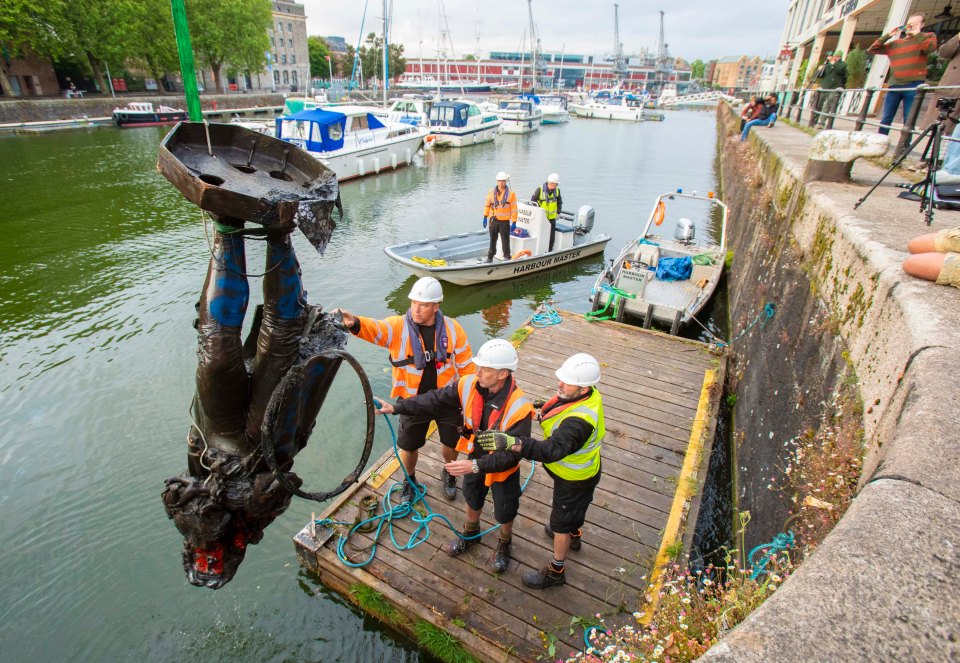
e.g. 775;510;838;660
295;314;725;662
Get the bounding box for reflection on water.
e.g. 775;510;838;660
0;112;719;661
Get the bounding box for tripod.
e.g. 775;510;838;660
854;107;956;226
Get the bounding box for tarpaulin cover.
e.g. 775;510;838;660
655;256;693;282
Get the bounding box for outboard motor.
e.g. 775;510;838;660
675;217;695;242
573;205;595;234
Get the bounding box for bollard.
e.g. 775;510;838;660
809;90;822;128
894;84;928;159
854;88;875;131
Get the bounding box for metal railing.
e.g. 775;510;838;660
737;82;960;159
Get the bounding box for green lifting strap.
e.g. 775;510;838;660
170;0;202;122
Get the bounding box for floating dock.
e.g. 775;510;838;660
294;312;726;661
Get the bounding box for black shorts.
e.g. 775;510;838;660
547;467;601;534
396;413;461;452
462;466;521;524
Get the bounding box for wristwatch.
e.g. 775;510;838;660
471;460;480;474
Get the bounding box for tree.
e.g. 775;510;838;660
358;32;406;86
127;0;179;93
0;0;69;96
190;0;271;93
844;46;867;88
690;59;705;80
46;0;139;95
308;35;331;79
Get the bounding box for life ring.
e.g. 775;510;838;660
511;249;532;260
653;200;666;226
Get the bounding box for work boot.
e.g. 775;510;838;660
492;537;511;573
447;526;480;556
544;524;582;551
485;256;494;264
400;479;420;504
441;467;457;500
522;566;566;589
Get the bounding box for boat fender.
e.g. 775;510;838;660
511;249;532;260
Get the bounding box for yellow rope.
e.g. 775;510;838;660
412;256;446;267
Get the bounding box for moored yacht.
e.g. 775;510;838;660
494;97;543;134
427;99;502;148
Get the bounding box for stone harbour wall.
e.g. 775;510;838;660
703;105;960;660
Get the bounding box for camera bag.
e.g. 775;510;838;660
933;183;960;210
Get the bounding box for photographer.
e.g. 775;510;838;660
814;51;847;128
868;14;938;136
920;31;960;133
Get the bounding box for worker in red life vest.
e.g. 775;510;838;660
483;172;518;263
530;172;563;251
378;339;533;573
474;353;604;588
336;277;474;502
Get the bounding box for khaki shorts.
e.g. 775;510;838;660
934;227;960;254
936;252;960;288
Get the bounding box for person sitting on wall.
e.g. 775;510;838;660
739;96;763;132
903;227;960;288
740;95;779;141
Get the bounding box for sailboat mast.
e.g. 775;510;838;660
382;0;388;106
527;0;537;92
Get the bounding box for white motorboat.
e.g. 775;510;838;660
274;105;425;182
427;99;502;148
570;94;646;121
538;95;570;124
112;102;187;128
385;202;611;286
229;117;274;135
494;97;543;134
589;190;728;334
385;96;433;128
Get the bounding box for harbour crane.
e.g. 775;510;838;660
654;10;674;92
613;4;629;79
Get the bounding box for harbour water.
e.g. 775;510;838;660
0;111;720;661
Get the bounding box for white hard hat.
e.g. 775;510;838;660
472;339;518;371
547;173;560;184
555;353;600;386
496;171;509;181
408;276;443;303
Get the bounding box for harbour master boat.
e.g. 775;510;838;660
589;190;728;334
385;201;611;285
428;99;502;148
274;104;425;182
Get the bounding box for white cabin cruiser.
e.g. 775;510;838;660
385;201;610;286
495;97;543;134
385;96;432;128
537;95;570;124
274;105;425;182
428;99;502;148
590;190;728;334
570;94;647;121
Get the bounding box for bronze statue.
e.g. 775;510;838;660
157;123;373;588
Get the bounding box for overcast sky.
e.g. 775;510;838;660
300;0;790;63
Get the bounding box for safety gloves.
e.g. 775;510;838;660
476;430;517;452
482;216;488;228
532;398;547;409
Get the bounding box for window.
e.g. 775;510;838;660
270;37;275;47
278;22;283;32
328;121;343;141
280;37;285;47
291;71;297;85
288;22;292;32
283;70;289;84
459;108;467;123
288;38;293;48
282;54;287;64
291;54;295;64
274;70;280;84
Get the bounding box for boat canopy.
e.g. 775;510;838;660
275;108;386;151
429;101;474;127
518;93;541;104
498;100;533;111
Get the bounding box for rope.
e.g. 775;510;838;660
748;530;794;581
690;301;776;349
412;256;447;267
585;283;636;322
530;303;562;327
200;210;291;279
318;403;537;568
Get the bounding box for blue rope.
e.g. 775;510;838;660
531;303;562;328
748;530;794;581
317;401;537;568
583;625;601;653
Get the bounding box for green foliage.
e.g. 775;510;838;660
308;35;331;78
665;540;684;559
726;393;738;407
350;584;404;626
414;621;477;663
190;0;271;93
691;58;706;80
928;51;947;82
358;32;407;83
724;250;734;269
844;46;867;88
0;0;69;57
508;327;532;343
798;58;812;86
127;0;178;85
